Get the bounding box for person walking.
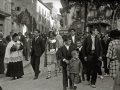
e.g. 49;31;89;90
75;39;85;81
97;33;104;80
0;33;6;74
68;50;82;90
56;33;64;72
103;32;112;76
4;33;24;80
31;29;45;80
113;45;120;90
6;31;14;43
82;28;103;88
46;31;58;79
69;29;78;47
23;32;31;61
106;29;120;79
18;32;25;45
59;35;75;90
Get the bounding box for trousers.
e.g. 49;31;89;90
31;55;40;77
86;53;98;84
62;67;72;88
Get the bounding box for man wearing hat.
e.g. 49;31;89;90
82;28;103;88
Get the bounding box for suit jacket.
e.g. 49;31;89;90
59;45;75;67
82;35;103;58
0;41;7;74
2;38;8;44
69;35;78;47
31;36;45;57
19;35;25;44
6;35;12;43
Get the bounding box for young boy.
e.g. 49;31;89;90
69;50;82;90
76;39;85;81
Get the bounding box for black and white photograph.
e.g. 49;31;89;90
0;0;120;90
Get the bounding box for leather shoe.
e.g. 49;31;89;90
33;76;38;80
11;77;16;80
17;76;23;79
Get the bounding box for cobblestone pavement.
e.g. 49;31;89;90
0;62;114;90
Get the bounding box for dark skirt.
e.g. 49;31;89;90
0;56;5;74
6;61;24;77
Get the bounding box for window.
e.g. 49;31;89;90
42;9;44;15
39;6;41;14
76;11;80;18
15;6;21;11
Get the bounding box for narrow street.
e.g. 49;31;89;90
0;61;114;90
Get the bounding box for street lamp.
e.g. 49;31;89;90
89;5;97;22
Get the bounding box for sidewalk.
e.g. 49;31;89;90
0;53;47;78
0;59;30;78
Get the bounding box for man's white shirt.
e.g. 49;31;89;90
91;35;95;50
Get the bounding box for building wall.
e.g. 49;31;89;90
12;0;50;34
36;0;50;33
45;2;58;33
0;0;12;37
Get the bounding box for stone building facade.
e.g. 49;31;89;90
11;0;50;34
0;0;11;37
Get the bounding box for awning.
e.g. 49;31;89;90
86;22;111;27
0;9;11;17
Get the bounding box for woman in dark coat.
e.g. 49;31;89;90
0;32;7;74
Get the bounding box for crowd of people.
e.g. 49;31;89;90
0;27;120;90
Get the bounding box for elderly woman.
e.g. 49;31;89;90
113;45;120;90
4;33;24;80
106;29;120;79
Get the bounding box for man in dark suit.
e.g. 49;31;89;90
18;32;25;44
6;31;14;43
69;29;78;47
59;35;76;90
75;39;85;81
31;29;45;80
82;28;103;88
